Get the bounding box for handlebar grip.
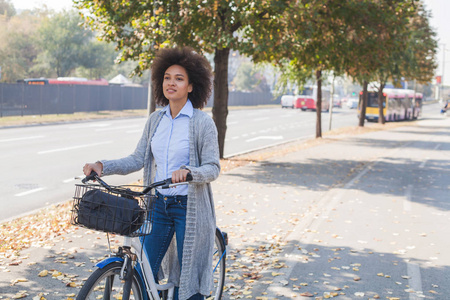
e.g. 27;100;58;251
186;172;193;182
82;171;98;184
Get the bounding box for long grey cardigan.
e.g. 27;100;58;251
100;108;220;299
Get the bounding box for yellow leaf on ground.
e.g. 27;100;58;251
10;278;28;286
38;270;48;277
300;292;314;297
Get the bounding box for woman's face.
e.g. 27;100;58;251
163;64;193;104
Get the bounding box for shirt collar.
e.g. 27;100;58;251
162;99;194;119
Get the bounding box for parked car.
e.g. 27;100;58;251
332;95;342;108
347;98;359;109
281;95;295;108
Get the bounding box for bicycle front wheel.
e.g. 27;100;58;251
208;228;226;299
77;261;144;300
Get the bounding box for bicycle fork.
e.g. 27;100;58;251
120;247;137;300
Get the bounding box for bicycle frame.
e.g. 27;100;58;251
95;236;176;300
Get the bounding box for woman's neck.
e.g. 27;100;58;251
169;99;187;119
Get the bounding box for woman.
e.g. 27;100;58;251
83;47;220;300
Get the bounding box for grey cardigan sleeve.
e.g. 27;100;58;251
183;114;220;183
100;117;151;176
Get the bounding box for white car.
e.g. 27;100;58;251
346;98;359;109
281;95;295;109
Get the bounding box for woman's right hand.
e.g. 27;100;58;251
83;162;103;176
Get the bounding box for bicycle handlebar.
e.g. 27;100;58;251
81;171;193;195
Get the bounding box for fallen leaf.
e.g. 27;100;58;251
66;282;78;287
10;278;28;286
38;270;49;277
299;292;314;297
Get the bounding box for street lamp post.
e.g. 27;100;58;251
441;44;445;102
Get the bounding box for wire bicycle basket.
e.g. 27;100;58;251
71;184;155;237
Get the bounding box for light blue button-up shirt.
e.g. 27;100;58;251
151;100;192;195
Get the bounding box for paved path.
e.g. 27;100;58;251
1;114;449;299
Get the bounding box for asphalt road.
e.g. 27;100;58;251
1;102;448;299
0;104;438;222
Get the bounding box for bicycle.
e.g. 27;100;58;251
70;172;227;300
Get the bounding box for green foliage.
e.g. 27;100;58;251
73;0;292;75
0;8;127;83
0;11;42;82
77;40;117;79
232;62;260;92
274;59;314;97
401;1;437;84
0;0;15;18
36;10;93;77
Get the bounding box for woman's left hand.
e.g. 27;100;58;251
172;169;190;183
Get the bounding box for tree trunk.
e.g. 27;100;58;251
378;82;385;124
212;47;230;158
315;69;322;138
358;80;368;127
147;72;156;115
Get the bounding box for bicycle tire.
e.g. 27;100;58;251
209;228;226;300
76;261;144;300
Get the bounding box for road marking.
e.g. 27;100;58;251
419;157;429;168
38;141;113;154
69;123;110;129
253;117;270;121
0;135;45;143
246;136;283;142
407;262;424;299
15;187;46;197
95;125;140;132
403;184;413;212
63;177;78;183
419;145;440;168
126;129;142;133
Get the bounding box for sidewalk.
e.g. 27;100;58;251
1;115;449;299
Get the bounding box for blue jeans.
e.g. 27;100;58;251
141;191;203;300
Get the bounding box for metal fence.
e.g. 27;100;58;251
0;83;280;117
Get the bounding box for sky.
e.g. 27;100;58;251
9;0;450;86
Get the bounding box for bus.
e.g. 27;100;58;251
359;88;422;122
294;86;331;111
21;77;109;86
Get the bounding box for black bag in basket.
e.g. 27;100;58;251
77;189;144;235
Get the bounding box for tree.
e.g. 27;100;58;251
74;0;292;158
258;1;361;137
232;61;260;92
77;40;117;79
0;10;44;82
360;1;436;124
0;0;15;18
401;2;437;84
36;10;92;77
272;58;314;97
344;0;417;127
